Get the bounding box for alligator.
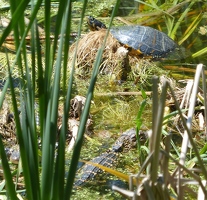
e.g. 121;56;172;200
74;128;146;187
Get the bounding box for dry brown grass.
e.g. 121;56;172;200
69;30;121;75
68;29;155;80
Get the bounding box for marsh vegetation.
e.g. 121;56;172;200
0;0;207;199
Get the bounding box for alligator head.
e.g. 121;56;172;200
112;128;137;152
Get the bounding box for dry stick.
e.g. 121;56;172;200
112;154;155;199
95;91;152;96
178;65;203;196
179;80;193;109
112;186;134;198
150;77;167;183
198;181;207;200
201;66;207;138
161;150;207;196
162;133;171;187
163;65;207;75
180;64;204;165
168;64;207;198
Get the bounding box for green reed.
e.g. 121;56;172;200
0;0;119;199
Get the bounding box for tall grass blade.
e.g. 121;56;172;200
6;53;34;198
65;1;121;198
5;9;40;200
150;78;167;182
179;64;205;165
0;0;30;47
82;160;131;183
65;47;104;199
41;0;63;197
136;88;147;165
166;65;207;196
51;1;73;199
135;0;173;17
0;68;17;199
192;47;207;58
178;12;203;45
150;77;158;152
170;1;195;39
0;137;17;199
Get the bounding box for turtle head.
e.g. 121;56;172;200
87;16;107;31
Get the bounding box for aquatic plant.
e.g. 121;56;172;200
0;0;207;199
0;0;120;199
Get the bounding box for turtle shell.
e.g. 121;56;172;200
110;25;179;59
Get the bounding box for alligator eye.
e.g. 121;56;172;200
130;135;136;142
112;144;123;152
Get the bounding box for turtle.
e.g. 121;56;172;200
87;16;185;59
87;16;107;31
110;25;180;59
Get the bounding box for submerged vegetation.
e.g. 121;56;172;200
0;0;207;199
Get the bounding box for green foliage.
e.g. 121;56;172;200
135;88;147;165
0;0;207;199
0;0;120;199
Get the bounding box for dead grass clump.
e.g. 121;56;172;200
69;29;132;79
68;29;165;84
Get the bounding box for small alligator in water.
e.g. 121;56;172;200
74;128;145;187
